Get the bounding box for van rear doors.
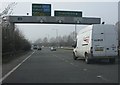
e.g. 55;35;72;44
92;25;118;57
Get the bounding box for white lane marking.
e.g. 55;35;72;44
65;60;68;62
74;65;78;67
0;51;35;83
52;54;76;67
83;69;87;71
97;75;102;78
70;63;74;65
53;55;58;58
97;75;110;82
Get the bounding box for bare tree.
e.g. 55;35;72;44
49;37;56;46
0;2;17;17
35;38;42;44
2;3;31;61
42;37;48;46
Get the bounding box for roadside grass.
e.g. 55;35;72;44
2;50;31;64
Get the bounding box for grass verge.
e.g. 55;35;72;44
2;50;31;64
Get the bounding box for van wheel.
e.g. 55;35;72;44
85;54;91;64
73;52;77;60
109;58;115;64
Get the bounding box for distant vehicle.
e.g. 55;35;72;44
42;46;44;48
33;45;38;50
50;47;56;51
38;47;42;50
60;46;63;48
72;24;118;64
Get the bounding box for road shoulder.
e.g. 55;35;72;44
2;50;33;77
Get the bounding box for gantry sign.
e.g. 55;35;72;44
2;3;101;27
32;4;51;16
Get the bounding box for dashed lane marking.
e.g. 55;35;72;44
97;75;111;82
70;63;74;65
65;60;69;62
83;68;87;71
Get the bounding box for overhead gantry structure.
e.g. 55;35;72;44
2;16;101;30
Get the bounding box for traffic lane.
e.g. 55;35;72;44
2;49;92;83
53;48;118;83
3;49;103;83
2;48;118;83
42;48;118;83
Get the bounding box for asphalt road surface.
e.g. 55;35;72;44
2;47;118;83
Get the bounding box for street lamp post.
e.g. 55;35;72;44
46;34;49;46
75;24;77;40
53;29;58;47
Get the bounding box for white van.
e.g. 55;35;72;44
73;24;118;64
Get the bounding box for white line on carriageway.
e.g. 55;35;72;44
0;51;35;83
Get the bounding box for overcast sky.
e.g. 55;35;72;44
1;1;119;43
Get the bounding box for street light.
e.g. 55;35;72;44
75;24;77;40
52;29;59;47
46;34;49;42
74;20;80;40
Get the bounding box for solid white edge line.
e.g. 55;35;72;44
0;51;35;83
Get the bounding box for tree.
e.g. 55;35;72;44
42;37;48;46
0;2;17;17
67;35;74;46
1;2;31;57
35;38;42;43
49;37;56;46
